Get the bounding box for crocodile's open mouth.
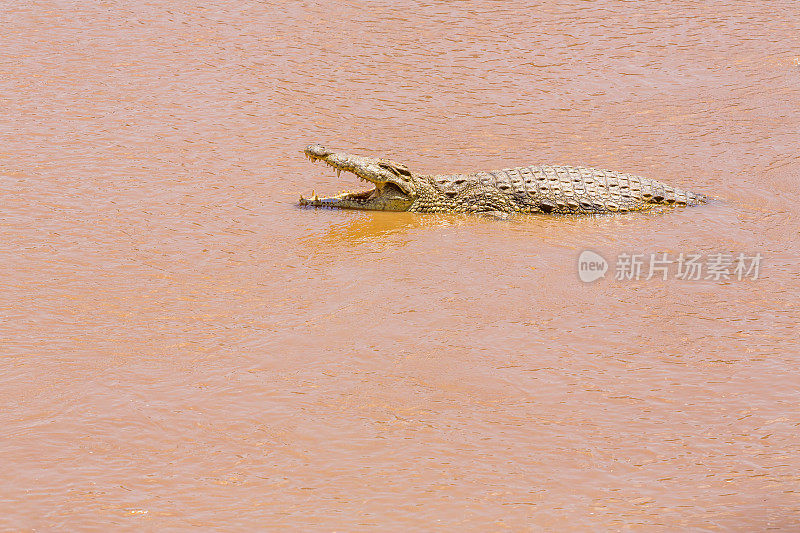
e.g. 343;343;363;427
299;151;391;207
299;145;415;211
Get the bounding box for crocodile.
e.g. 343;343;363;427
299;144;707;215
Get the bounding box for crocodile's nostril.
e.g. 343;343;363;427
304;144;330;158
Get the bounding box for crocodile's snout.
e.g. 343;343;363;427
304;144;330;158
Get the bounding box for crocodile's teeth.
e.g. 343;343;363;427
336;169;341;178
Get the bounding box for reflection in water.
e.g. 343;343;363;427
297;207;483;247
298;208;425;245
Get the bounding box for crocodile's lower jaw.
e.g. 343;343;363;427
299;183;414;211
299;188;375;209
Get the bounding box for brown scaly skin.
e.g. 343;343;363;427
299;144;707;215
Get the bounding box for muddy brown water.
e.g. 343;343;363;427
2;1;799;530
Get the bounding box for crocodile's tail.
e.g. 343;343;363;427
640;178;707;207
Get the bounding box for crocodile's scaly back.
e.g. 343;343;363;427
300;144;707;215
410;165;707;214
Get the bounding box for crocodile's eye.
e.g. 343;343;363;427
378;162;411;177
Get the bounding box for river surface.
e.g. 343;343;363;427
2;1;799;530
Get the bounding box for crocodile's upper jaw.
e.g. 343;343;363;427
300;144;416;211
